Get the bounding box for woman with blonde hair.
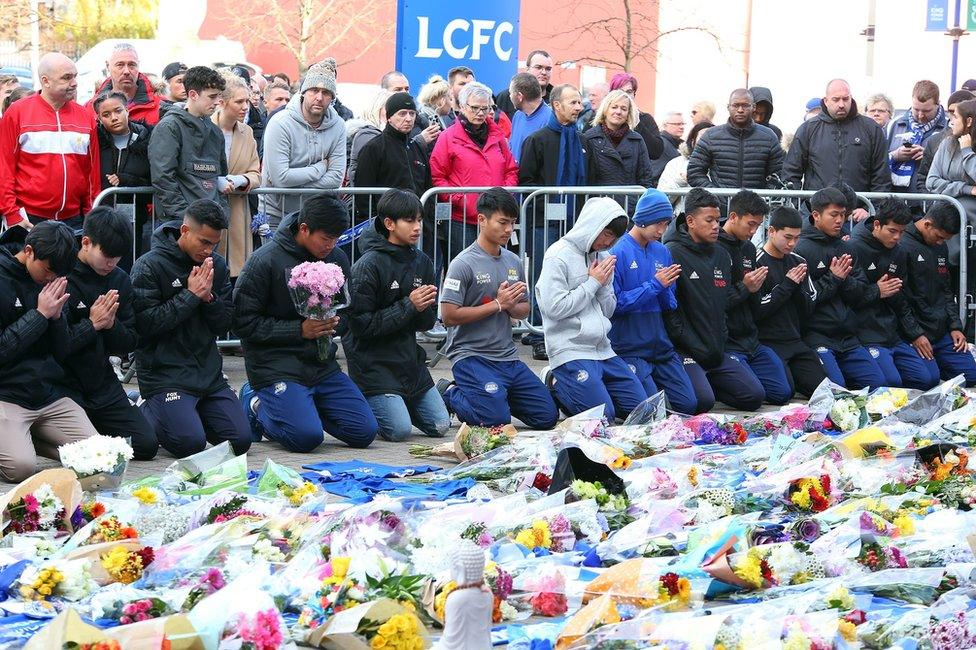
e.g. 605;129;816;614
212;71;261;277
418;75;454;128
583;89;653;210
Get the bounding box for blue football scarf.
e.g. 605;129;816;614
545;112;587;187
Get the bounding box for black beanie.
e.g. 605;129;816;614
385;92;417;117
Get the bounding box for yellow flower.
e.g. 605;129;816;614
434;581;457;621
378;622;396;637
732;551;764;589
838;619;857;642
687;466;699;487
893;514;915;536
677;577;691;602
370;635;387;649
131;486;159;506
331;556;350;579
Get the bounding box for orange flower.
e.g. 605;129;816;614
91;503;106;518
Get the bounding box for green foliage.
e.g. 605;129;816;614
53;0;157;53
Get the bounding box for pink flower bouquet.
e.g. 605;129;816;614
287;261;348;361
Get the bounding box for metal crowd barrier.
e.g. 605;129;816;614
94;184;972;366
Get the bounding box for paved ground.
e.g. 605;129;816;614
16;339;776;487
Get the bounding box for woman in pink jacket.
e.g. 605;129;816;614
430;81;518;261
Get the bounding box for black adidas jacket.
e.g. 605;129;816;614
754;247;816;345
717;230;760;354
663;216;733;369
900;222;963;342
794;221;877;351
342;226;437;398
847;220;924;346
131;222;233;397
0;228;71;409
60;259;138;409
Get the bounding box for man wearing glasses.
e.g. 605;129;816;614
495;50;554;120
687;89;783;191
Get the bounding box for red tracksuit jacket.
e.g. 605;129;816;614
0;93;101;226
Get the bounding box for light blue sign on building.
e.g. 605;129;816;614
395;0;521;94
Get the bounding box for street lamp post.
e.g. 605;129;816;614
946;0;970;92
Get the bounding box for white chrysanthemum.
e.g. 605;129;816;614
58;435;133;475
766;544;805;584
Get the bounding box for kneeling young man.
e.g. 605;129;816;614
235;195;378;452
344;189;450;442
664;188;766;411
608;188;700;414
849;198;940;389
754;206;827;397
901;203;976;386
795;187;886;389
537;196;647;420
61;208;158;460
439;188;558;429
132;200;251;458
0;222;98;481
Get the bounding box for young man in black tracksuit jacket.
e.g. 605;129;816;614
131;200;250;458
900;203;976;386
0;223;98;482
663;188;766;412
59;208;158;460
794;187;886;389
754;206;827;397
848;199;940;389
234;195;378;453
716;190;792;404
343;189;450;442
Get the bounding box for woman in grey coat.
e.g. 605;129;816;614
926;99;976;263
583;89;654;212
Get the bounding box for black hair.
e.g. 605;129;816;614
25;221;78;276
299;194;348;236
184;199;228;230
828;181;858;211
183;66;226;94
870;198;912;227
375;189;422;238
92;90;128;113
810;187;849;215
606;215;629;238
477;188;519;221
729;189;768;218
684;187;721;217
924;202;960;235
686;121;713;151
83;207;132;258
768;205;803;230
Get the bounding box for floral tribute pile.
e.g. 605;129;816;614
6;378;976;648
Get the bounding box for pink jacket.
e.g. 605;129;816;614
429;119;518;224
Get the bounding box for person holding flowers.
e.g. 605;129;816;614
59;207;158;460
0;221;97;482
131;199;250;458
234;194;378;452
343;189;450;442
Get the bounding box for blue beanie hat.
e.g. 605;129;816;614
633;189;674;226
805;97;821;112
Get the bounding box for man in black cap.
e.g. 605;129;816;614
159;62;187;120
351;92;433;254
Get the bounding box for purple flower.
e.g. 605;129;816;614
548;514;571;535
793;519;822;543
476;531;494;548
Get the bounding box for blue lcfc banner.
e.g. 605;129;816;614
926;0;949;31
396;0;521;94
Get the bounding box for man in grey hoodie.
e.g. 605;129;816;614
536;197;647;420
261;63;347;229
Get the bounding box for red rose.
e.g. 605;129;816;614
532;473;552;492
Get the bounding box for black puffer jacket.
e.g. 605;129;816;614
848;220;924;346
900;222;963;341
635;112;664;160
794;220;878;351
717;230;760;354
663;216;733;369
97;120;152;191
342;226;436;398
131;222;233;397
233;212;351;390
784;99;890;191
352;123;432;218
0;228;70;410
687;121;783;189
60;259;138;410
583;125;654;191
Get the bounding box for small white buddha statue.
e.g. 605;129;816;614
434;541;493;649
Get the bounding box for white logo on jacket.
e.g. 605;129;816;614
172;278;182;288
629;260;638;269
484;382;499;394
274;382;287;395
576;370;589;383
390;280;400;290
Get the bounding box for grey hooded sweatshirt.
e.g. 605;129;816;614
536;197;626;369
260;92;347;227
